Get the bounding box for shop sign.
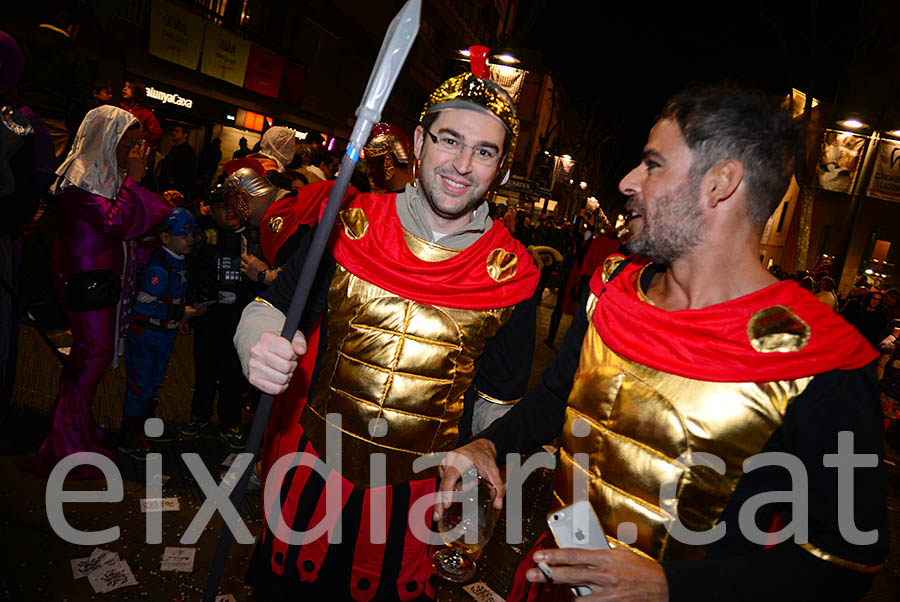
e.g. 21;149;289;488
866;138;900;203
200;23;251;87
505;176;535;192
815;129;868;193
146;86;193;109
148;0;205;70
245;44;284;99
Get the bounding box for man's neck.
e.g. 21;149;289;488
427;210;474;235
646;233;777;311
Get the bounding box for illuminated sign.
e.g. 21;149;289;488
146;86;194;109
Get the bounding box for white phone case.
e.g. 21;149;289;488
546;500;609;596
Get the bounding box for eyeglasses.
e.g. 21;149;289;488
425;129;501;165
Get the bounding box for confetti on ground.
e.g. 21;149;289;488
160;547;196;572
87;558;138;593
140;497;180;512
463;582;505;602
215;595;237;602
71;548;118;579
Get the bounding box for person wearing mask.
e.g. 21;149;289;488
180;193;261;449
363;122;413;193
24;106;169;477
120;208;202;458
250;126;297;175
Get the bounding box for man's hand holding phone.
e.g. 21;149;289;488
530;501;668;600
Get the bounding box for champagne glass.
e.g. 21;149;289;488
432;472;499;582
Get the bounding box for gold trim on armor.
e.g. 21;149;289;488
486;248;518;282
268;216;284;233
798;543;886;574
402;229;460;262
602;255;627;283
203;228;218;246
474;387;521;405
747;305;811;353
339;208;369;240
252;296;274;308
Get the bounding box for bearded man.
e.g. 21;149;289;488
233;70;540;600
442;86;887;601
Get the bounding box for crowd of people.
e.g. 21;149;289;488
0;10;897;602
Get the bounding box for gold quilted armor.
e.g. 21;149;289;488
301;260;514;488
555;294;814;562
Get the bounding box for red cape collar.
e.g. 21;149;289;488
260;181;358;265
589;259;877;382
330;193;539;310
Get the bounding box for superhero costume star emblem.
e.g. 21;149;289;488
176;267;188;285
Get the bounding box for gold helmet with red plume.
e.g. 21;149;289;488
363;123;413;191
419;45;519;178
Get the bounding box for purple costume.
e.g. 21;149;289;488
25;106;169;477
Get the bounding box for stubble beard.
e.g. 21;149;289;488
419;167;486;223
625;177;705;265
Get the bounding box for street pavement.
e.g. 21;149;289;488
1;291;898;601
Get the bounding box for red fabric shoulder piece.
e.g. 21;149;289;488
588;259;877;382
330;194;539;310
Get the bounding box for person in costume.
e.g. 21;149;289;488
233;63;540;600
119;207;202;458
441;86;887;601
25;105;170;476
250;126;297;175
180;191;262;449
364;122;414;193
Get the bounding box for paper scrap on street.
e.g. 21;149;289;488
71;548;118;579
215;595;237;602
463;582;505;602
160;546;196;572
222;453;237;467
140;497;180;512
87;558;138;593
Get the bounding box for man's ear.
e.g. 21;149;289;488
159;231;171;245
413;125;425;161
704;159;743;207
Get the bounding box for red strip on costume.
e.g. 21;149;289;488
590;258;878;382
259;181;360;265
506;531;553;602
295;469;354;582
268;439;316;575
330;193;539;310
260;317;321;481
397;478;437;600
349;486;394;601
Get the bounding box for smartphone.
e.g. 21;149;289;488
546;500;609;596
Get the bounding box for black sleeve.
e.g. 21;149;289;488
663;365;888;601
472;294;538;402
260;224;335;332
664;541;875;602
166;304;186;321
477;286;591;457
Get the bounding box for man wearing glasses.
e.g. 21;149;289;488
234;70;540;600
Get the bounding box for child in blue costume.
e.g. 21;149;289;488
120;208;204;458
